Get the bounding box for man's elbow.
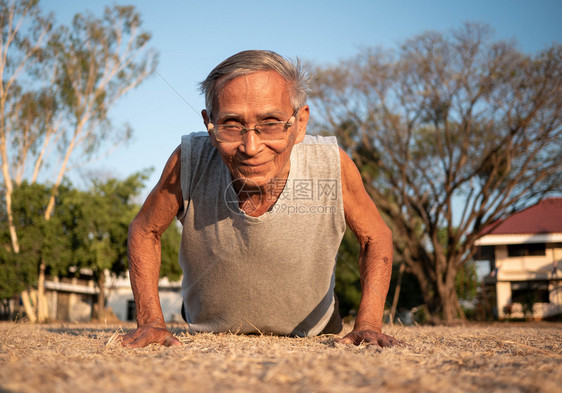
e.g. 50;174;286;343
381;224;392;245
128;217;160;246
369;221;392;247
128;217;142;242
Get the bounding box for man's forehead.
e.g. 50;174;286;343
220;70;288;91
215;71;292;113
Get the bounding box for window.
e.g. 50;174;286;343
511;281;550;304
126;300;136;321
507;243;546;257
475;245;495;261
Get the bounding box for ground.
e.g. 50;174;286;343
0;321;561;393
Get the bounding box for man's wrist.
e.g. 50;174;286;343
136;309;166;328
137;320;167;330
352;315;382;332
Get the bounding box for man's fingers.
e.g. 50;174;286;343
124;334;157;348
119;332;136;346
334;333;360;345
334;336;353;345
335;330;401;347
374;336;393;347
163;335;182;347
121;333;144;348
119;327;182;348
363;333;391;347
377;334;403;347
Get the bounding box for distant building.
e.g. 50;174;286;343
106;272;183;323
31;270;182;323
2;270;99;322
45;268;98;322
475;198;562;319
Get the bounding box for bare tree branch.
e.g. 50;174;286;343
311;23;562;321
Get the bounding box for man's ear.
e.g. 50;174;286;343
294;105;310;144
202;109;218;147
202;109;210;130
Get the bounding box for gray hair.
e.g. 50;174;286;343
199;50;310;118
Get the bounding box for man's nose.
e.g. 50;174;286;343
240;128;262;155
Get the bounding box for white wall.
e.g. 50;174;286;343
106;272;183;322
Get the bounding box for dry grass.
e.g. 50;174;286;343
1;321;561;393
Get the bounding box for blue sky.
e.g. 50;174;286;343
40;0;562;195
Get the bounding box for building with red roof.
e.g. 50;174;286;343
475;198;562;320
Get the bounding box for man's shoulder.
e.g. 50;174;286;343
295;135;339;158
182;131;211;145
299;134;338;146
293;134;341;178
181;132;215;155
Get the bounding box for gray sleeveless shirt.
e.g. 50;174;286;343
177;133;346;336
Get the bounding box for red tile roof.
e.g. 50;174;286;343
482;198;562;235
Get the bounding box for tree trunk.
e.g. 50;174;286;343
96;271;106;320
37;262;48;322
405;259;439;315
44;121;83;220
441;291;460;322
408;259;463;323
0;143;19;253
36;147;81;323
390;262;406;324
21;289;37;323
437;280;462;323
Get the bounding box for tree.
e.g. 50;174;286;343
0;181;74;318
1;171;183;321
67;171;182;319
0;2;158;321
336;225;478;321
334;228;362;317
311;23;562;322
160;222;182;282
45;5;158;219
0;0;53;255
70;173;146;320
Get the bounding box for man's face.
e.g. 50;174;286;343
203;71;309;188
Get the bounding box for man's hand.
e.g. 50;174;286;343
335;329;399;347
120;324;182;348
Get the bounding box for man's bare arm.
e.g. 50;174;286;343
335;148;398;347
121;145;183;348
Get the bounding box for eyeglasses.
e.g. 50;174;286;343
208;111;297;143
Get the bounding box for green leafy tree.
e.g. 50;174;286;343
69;170;183;319
311;23;562;322
0;181;73;309
1;170;184;320
0;2;158;322
160;222;182;282
334;228;362;317
70;173;146;319
0;0;54;257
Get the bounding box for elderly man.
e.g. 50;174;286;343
121;50;396;348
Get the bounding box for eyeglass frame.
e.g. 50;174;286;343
207;108;300;143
